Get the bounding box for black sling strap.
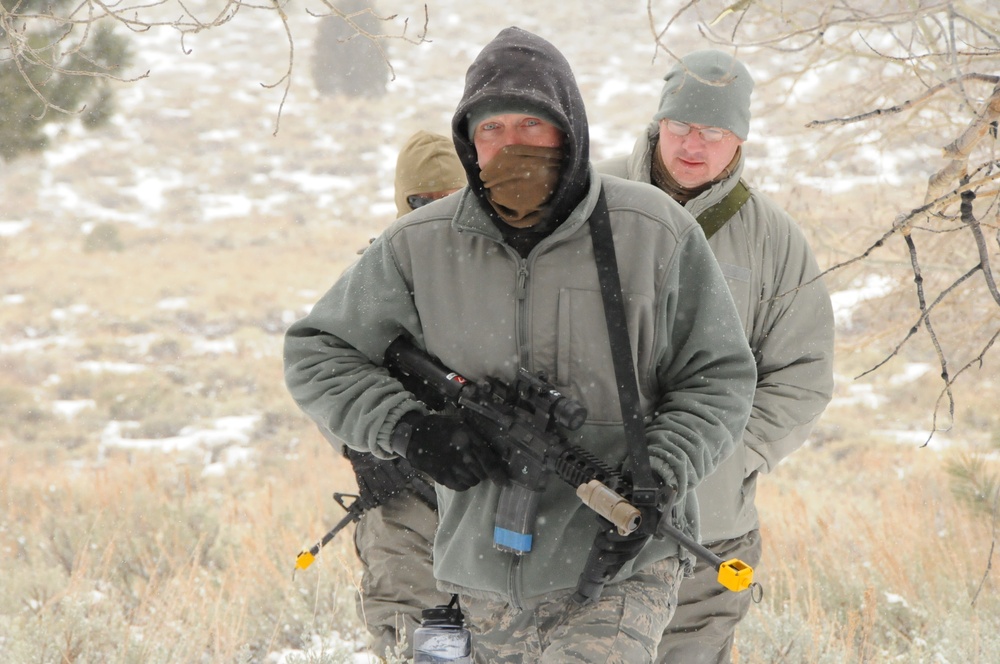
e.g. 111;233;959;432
696;180;750;239
588;188;659;520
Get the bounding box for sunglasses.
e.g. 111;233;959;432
407;194;438;210
663;119;731;143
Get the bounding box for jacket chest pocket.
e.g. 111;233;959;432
554;287;654;424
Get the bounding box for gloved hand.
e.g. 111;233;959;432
343;446;414;508
394;413;507;491
573;516;653;604
591;515;652;572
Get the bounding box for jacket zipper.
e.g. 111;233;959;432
515;261;530;369
506;256;529;610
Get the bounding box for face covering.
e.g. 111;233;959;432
479;144;563;228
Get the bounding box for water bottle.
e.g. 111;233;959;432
412;594;472;663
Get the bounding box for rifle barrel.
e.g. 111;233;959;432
294;503;362;571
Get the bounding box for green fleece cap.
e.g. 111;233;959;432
465;100;563;141
653;50;754;141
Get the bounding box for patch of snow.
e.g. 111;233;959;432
830;382;886;409
0;220;31;237
201;445;257;477
369;201;396;219
42;134;103;168
101;415;260;457
830;275;894;329
199;128;243;142
200;193;255;221
273;171;356;195
0;335;82;355
157;297;190;310
884;592;909;607
191;337;238;355
129;168;186;212
890;363;932;385
53;400;96;419
51;304;93;321
873;429;954;450
119;334;162;355
80;360;146;375
266;632;380;664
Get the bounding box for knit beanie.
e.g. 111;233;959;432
465;100;563;141
653;50;754;141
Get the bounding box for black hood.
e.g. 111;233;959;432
452;27;590;229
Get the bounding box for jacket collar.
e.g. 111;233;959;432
626;122;746;218
453;165;601;251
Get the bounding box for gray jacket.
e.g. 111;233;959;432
283;168;757;605
599;123;835;542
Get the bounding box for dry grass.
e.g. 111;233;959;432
1;431;367;663
739;439;1000;663
3;205;998;662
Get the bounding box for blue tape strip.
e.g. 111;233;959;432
494;527;533;553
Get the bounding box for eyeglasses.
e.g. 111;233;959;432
407;194;437;210
662;119;730;143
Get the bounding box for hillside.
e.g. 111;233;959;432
2;1;998;662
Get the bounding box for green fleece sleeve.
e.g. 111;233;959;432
645;225;757;507
283;233;426;458
743;206;835;475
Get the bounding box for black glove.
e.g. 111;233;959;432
343;446;414;508
392;412;506;491
573;515;652;604
591;516;652;572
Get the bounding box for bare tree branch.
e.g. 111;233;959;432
929;84;1000;202
2;1;430;133
855;264;980;380
805;74;999;128
928;327;1000;447
903;232;955;431
262;0;293;137
646;0;1000;445
971;479;999;607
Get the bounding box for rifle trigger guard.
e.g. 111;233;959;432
333;492;360;513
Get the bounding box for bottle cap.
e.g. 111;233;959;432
420;605;463;627
421;594;465;627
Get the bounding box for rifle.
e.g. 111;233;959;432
384;335;641;554
294;471;436;573
383;335;757;601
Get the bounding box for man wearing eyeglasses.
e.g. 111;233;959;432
600;50;835;664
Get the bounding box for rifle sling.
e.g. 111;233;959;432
408;473;439;511
588;188;657;503
696;179;750;239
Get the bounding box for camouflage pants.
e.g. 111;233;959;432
656;529;763;664
461;556;681;663
353;491;451;660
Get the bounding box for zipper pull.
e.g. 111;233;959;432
516;266;529;300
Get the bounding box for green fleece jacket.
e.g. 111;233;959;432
599;123;835;542
283;168;756;604
284;27;756;607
